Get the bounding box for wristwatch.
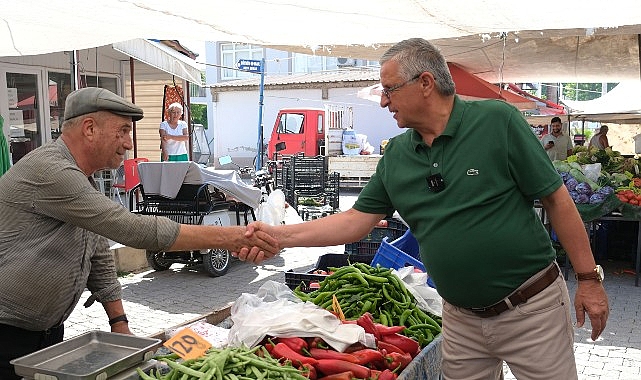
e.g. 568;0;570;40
575;265;604;282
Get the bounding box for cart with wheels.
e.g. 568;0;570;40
131;161;261;277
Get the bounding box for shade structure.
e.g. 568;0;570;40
447;63;536;111
357;63;537;111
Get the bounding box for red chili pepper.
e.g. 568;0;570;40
384;352;412;371
317;371;354;380
357;312;381;340
308;337;329;349
309;348;359;363
380;334;420;357
278;337;308;354
315;359;372;379
272;342;318;366
376;341;405;355
373;323;406;336
263;342;275;354
301;363;318;380
343;342;368;353
378;369;398;380
350;348;384;366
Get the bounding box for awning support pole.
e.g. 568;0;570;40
130;57;137;158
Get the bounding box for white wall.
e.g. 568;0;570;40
211;86;403;167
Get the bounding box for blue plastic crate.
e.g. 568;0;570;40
371;229;436;288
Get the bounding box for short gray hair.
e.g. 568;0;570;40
380;38;455;96
168;102;183;113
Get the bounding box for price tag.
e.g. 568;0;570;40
163;328;211;360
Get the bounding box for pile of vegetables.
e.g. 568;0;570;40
261;321;417;380
293;262;441;349
138;346;309;380
554;146;641;207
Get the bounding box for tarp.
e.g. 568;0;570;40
112;39;201;83
357;63;537;110
2;1;641;82
562;81;641;123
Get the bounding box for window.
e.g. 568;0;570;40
292;53;338;73
317;114;323;134
47;72;118;139
221;43;263;80
277;113;304;134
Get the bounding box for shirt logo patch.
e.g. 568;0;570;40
467;169;479;176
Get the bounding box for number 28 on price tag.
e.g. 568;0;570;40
163;328;212;360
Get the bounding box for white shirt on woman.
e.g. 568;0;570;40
159;120;188;155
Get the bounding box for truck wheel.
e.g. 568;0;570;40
146;251;172;271
203;249;230;277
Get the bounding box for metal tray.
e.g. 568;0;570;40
10;331;161;380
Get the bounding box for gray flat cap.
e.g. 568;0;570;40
64;87;144;122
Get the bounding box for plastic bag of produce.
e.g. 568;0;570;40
392;267;442;317
228;281;375;352
582;163;602;182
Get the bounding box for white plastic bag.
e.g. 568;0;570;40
392;267;443;317
257;189;286;225
582;163;602;182
228;281;375;352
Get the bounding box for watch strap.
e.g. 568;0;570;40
575;266;602;281
109;314;129;325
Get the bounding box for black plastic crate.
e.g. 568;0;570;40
284;253;374;292
344;218;408;255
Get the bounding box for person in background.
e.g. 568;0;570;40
159;102;189;161
237;38;609;380
0;88;278;380
589;125;610;149
541;116;573;160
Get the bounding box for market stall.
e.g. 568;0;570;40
553;146;641;286
11;256;443;380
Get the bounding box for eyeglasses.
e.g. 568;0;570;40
381;74;421;99
427;173;446;193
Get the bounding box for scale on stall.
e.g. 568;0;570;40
10;331;161;380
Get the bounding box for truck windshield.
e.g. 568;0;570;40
278;113;305;134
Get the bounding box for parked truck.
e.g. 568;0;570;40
267;105;382;188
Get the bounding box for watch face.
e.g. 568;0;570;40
596;265;604;281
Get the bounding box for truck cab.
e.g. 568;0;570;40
267;108;325;159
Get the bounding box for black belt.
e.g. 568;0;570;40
468;264;559;318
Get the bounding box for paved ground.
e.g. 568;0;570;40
64;190;641;380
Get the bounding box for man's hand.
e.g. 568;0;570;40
230;223;279;264
232;222;279;264
574;281;609;341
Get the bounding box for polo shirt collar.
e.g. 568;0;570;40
410;95;466;151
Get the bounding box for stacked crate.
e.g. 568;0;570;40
275;154;340;218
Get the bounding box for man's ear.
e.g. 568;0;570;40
81;117;97;140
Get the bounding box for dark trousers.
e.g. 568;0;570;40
0;323;64;380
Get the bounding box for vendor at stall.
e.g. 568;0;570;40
0;87;279;380
541;116;573;160
239;38;609;380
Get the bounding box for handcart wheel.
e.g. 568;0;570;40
203;248;230;277
146;251;172;271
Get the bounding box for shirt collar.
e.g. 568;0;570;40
410;95;465;151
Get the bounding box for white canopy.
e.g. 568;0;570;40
562;82;641;123
3;0;641;82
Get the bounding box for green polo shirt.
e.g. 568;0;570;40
354;96;562;308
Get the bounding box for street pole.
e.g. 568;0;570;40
256;57;266;171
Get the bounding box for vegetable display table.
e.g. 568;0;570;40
397;334;442;380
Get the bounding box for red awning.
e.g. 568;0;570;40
447;62;536;111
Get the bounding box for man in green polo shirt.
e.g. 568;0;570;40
237;38;609;379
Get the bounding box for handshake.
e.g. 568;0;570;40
232;221;282;264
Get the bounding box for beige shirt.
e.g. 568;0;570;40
0;138;180;330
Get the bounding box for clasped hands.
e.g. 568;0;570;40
232;222;279;264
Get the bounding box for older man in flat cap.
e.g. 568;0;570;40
0;87;278;379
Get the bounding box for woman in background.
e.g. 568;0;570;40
159;103;189;161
